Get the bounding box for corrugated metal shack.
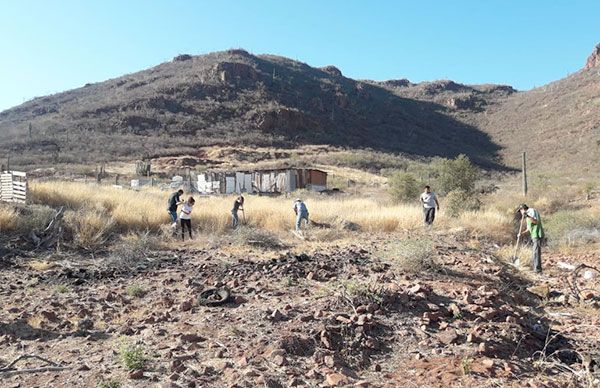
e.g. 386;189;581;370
197;168;327;194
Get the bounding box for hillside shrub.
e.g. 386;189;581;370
435;154;479;194
445;189;481;217
389;172;421;202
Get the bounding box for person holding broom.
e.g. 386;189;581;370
231;195;244;228
517;204;545;273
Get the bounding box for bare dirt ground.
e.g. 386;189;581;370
1;231;598;387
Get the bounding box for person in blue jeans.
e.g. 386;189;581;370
167;189;184;234
293;198;309;231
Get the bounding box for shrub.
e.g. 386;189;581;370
389;172;421;202
340;280;385;306
380;238;435;273
98;380;121;388
544;210;600;248
118;341;148;371
64;209;115;251
435;154;479;194
126;284;147;298
581;181;596;200
108;232;164;265
444;189;481;217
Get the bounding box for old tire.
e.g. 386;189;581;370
198;288;231;306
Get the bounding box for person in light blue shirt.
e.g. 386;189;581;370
293;198;309;231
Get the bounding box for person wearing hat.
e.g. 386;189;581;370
293;198;309;231
517;204;545;273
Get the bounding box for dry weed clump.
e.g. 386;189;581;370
0;204;18;232
230;226;284;249
0;203;57;236
107;232;166;266
457;208;514;244
64;209;115;251
379;237;436;273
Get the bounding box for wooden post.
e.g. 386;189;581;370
522;152;528;196
115;174;120;185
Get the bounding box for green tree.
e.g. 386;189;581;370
436;154;479;194
389;172;421;202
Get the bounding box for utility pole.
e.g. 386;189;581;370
522;151;528;196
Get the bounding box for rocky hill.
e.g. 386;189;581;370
0;49;505;169
479;54;600;174
1;44;600;174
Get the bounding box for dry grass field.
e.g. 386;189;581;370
10;181;518;246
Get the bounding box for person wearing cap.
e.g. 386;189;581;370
293;198;309;231
231;195;244;228
419;185;440;225
517;204;545;273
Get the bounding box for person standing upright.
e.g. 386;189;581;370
420;185;440;225
231;195;244;228
180;197;195;241
517;204;544;273
167;189;184;234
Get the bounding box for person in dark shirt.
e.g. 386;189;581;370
231;195;244;228
167;189;184;233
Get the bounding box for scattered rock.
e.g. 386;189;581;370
180;300;193;312
325;373;350;386
77;318;94;331
437;330;459;346
180;333;206;343
128;370;144;379
270;309;287;322
527;284;550;299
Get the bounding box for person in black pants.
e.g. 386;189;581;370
419;185;440;225
179;197;195;240
231;195;244;228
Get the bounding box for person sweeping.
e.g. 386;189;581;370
293;198;309;231
517;204;544;273
180;196;195;241
231;195;244;228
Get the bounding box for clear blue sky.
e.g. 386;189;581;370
1;0;599;111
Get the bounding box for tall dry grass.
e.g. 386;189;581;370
29;181;439;234
11;181;525;248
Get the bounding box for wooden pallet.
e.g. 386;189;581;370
0;171;27;204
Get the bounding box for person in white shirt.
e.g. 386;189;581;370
419;185;440;225
179;197;195;240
